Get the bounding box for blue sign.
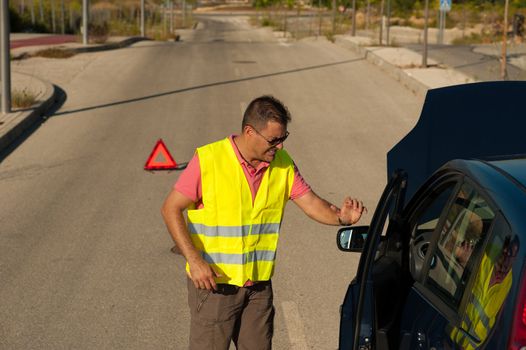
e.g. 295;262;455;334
440;0;451;11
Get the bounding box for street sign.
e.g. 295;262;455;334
440;0;451;12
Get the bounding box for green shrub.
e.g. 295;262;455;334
89;22;109;44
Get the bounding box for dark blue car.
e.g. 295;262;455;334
336;81;526;350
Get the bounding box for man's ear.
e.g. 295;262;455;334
242;125;253;137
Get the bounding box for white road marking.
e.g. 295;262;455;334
281;301;308;349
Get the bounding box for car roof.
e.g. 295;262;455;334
486;156;526;191
440;157;526;235
387;81;526;201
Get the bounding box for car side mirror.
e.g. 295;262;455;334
337;226;369;252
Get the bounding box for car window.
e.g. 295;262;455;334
409;182;457;281
425;182;495;308
449;217;518;348
412;184;456;238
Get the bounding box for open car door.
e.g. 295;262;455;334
339;170;407;350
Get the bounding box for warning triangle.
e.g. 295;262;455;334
144;139;178;170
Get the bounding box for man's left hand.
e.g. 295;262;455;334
339;197;366;225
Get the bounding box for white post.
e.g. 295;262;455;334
1;0;11;114
141;0;145;37
182;0;186;27
170;0;174;34
30;0;35;25
163;3;167;36
351;0;356;36
61;0;65;34
422;0;429;67
39;0;44;22
82;0;89;45
51;0;56;33
501;0;509;79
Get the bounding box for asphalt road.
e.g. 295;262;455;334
1;16;423;349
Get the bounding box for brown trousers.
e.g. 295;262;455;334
187;278;274;350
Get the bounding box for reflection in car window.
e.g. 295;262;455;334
449;227;520;350
412;184;456;238
409;183;456;281
426;183;495;308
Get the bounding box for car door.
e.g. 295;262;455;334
399;178;502;350
339;170;407;350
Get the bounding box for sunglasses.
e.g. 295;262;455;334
250;126;290;147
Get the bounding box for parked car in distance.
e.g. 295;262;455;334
336;81;526;350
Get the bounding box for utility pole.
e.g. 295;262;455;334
60;0;65;34
170;0;174;34
82;0;89;45
317;0;322;36
501;0;509;79
1;0;11;114
437;9;443;44
39;0;44;22
365;0;370;30
30;0;35;25
351;0;356;36
331;0;336;35
51;0;56;33
386;0;391;45
182;0;186;28
141;0;145;37
283;0;288;37
379;0;385;45
69;4;75;31
162;3;166;37
422;0;430;67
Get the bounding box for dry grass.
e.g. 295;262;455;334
11;89;37;108
33;48;76;59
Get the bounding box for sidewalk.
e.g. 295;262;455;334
334;35;476;98
0;35;147;154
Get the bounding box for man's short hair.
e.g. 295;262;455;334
242;95;291;130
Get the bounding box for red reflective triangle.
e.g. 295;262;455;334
144;139;178;170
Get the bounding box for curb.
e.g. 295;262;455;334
11;36;150;60
334;35;430;98
67;36;150;54
0;72;57;153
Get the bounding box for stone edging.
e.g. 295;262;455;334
0;72;57;152
334;35;429;97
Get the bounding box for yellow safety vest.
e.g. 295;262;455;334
185;137;295;287
450;252;512;349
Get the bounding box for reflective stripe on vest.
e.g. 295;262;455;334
464;297;491;331
188;223;282;237
185;137;295;287
203;250;277;265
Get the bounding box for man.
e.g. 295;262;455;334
449;235;519;350
162;95;365;350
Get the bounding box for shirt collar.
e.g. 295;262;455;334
229;135;270;174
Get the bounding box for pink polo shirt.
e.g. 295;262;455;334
174;135;311;206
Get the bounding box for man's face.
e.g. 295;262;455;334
248;121;288;163
494;240;518;283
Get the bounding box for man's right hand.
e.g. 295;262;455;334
189;258;222;291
